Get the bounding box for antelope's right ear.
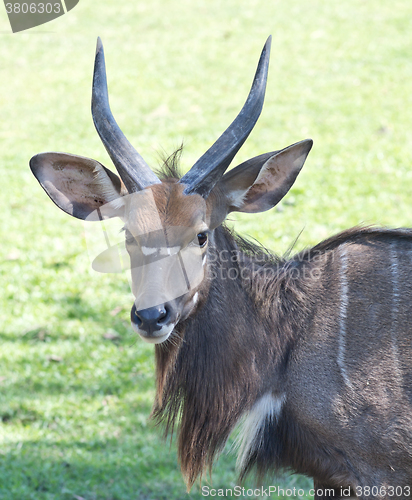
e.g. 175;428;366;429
30;152;127;220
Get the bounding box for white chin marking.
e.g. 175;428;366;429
131;322;175;344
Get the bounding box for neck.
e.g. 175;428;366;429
152;225;304;487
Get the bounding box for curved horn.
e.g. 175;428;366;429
92;37;161;192
180;36;272;198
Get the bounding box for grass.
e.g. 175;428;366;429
1;0;412;498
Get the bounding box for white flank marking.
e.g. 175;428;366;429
390;242;402;382
338;246;353;389
236;393;285;472
390;242;399;321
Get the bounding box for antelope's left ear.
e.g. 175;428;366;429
217;139;312;216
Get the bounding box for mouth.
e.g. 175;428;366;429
130;319;176;344
130;293;199;344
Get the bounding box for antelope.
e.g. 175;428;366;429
30;37;412;499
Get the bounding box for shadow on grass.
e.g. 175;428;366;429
0;369;155;405
0;324;136;345
0;437;313;500
0;439;189;500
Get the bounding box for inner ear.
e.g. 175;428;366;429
219;139;313;215
30;152;127;220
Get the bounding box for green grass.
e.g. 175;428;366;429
1;0;412;498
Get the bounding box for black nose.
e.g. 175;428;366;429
131;304;171;334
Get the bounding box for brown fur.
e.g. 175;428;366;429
33;37;409;498
31;144;412;498
150;189;412;496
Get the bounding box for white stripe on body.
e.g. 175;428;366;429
337;246;353;389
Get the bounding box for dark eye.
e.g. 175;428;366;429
197;232;208;248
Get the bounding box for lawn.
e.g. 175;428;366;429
1;0;412;499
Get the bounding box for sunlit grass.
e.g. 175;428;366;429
1;0;412;498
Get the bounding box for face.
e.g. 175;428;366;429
31;140;312;344
123;181;210;343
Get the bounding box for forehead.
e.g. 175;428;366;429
125;181;207;239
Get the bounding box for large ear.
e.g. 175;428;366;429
30;152;127;220
218;139;312;214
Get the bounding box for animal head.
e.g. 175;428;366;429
30;37;312;343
